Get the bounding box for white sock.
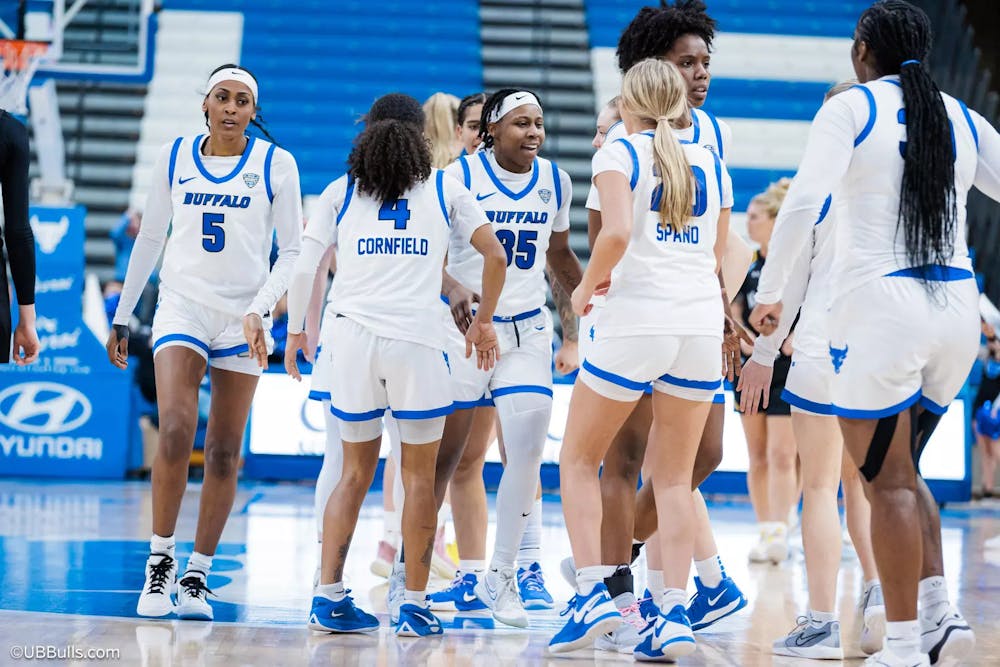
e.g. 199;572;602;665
918;576;949;613
646;569;664;603
404;589;427;606
661;588;686;612
459;560;486;577
491;393;551;567
694;555;724;589
576;565;612;595
314;401;343;541
150;534;175;559
382;510;401;547
316;582;346;602
517;497;543;567
809;609;836;626
185;551;212;577
885;620;921;655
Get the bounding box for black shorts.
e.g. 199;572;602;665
0;272;10;364
973;372;1000;412
732;353;792;416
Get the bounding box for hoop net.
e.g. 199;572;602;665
0;40;49;116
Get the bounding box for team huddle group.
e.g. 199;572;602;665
106;1;999;665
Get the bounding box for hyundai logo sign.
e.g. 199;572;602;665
0;383;92;434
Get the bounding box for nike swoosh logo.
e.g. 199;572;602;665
409;610;436;624
707;591;727;606
534;325;544;331
462;592;478;602
522;512;531;517
476;192;496;201
513;94;529;102
572;595;603;623
178;176;197;185
794;632;826;646
328;611;343;618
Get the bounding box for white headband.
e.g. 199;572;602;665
488;91;541;123
205;68;259;104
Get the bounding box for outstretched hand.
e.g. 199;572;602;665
465;319;500;371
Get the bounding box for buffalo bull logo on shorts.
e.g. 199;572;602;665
243;172;260;188
829;344;849;374
537;188;552;204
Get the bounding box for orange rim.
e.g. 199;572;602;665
0;39;49;72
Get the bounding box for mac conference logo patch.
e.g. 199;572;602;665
243;172;260;188
537;188;552;204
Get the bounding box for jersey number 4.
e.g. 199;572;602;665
496;229;537;269
379;199;410;230
202;213;225;252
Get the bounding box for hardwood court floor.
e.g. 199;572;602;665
0;479;997;665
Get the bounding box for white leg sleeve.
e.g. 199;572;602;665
518;496;543;567
314;400;343;540
385;414;405;519
490;391;552;568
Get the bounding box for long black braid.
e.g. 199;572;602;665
616;0;716;73
348;93;431;203
856;1;956;286
477;88;542;150
203;63;281;146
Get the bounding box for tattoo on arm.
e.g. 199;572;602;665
549;271;578;342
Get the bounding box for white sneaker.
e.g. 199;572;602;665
860;584;887;656
474;566;528;628
137;553;177;617
748;534;769;563
595;596;646;653
387;564;405;624
765;524;789;565
921;604;975;665
175;571;213;621
864;647;930;666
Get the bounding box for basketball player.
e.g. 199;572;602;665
568;3;748;652
284;93;506;637
425;89;582;629
456;92;487;156
108;64;302;621
737;81;886;659
550;58;733;659
750;2;997;663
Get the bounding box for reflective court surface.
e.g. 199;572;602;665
1;480;998;665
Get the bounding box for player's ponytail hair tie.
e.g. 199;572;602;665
901;59;921;67
487;91;542;124
656;116;672;124
205;67;259;104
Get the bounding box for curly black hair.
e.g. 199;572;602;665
616;1;716;73
478;88;543;150
202;63;280;145
856;0;956;290
349;94;431;203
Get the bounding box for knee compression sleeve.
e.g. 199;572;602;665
314;401;344;537
396;416;446;445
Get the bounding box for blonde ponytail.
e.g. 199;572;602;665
423;92;460;169
621;58;692;229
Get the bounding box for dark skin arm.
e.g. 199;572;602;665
545;230;583;339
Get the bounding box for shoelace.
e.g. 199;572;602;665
146;555;175;595
517;568;545;592
788;615;811;636
619;601;646;630
559;594;579;617
179;575;213;601
500;571;521;602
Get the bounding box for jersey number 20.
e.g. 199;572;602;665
202;213;225;252
650;166;708;217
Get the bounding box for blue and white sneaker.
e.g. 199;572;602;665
686;575;748;631
517;562;554;610
634;604;696;662
396;602;444;637
429;572;488;612
548;582;621;654
639;589;660;628
308;593;380;633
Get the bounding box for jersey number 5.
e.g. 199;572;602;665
650;166;708;217
379;199;410;230
496;229;538;269
202;212;225;252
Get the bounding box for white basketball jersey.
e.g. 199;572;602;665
445;150;569;317
794;195;838;358
328;170;481;351
592;132;732;338
162;134;282;314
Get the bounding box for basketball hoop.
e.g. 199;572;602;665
0;39;49;117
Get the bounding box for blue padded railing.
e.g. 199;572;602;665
167;0;482;195
586;0;871;47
